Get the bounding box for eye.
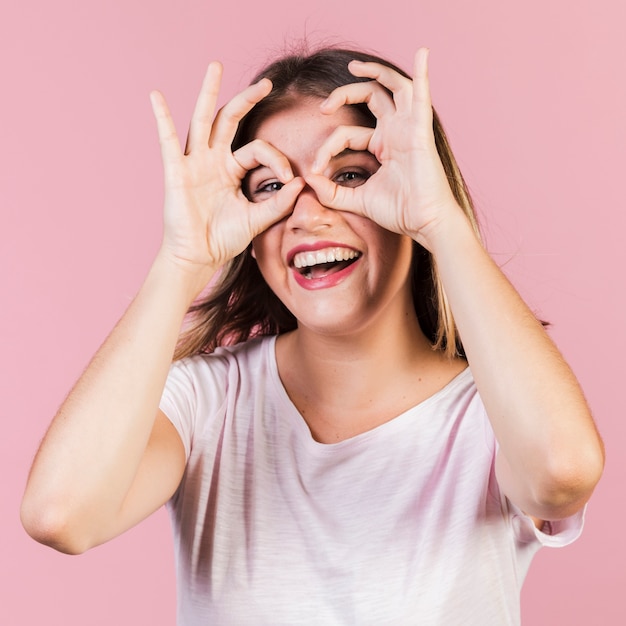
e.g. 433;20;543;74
250;179;284;201
333;169;371;188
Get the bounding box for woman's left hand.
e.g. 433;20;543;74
306;48;460;250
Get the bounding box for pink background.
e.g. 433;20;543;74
2;0;624;623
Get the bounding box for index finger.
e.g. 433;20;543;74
311;125;374;174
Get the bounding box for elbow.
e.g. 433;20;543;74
533;438;605;519
20;495;92;556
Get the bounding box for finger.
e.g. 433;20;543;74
320;81;395;119
311;125;374;174
304;174;363;215
247;177;306;236
346;60;413;112
412;48;433;123
232;139;294;182
209;78;273;148
150;90;183;160
186;62;223;154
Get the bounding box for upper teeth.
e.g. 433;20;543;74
293;247;360;269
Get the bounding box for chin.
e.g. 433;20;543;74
294;307;377;339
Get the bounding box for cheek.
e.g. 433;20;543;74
251;229;270;262
369;231;414;279
353;218;412;264
251;229;281;276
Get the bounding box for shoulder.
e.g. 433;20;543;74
170;335;275;384
425;365;483;418
162;335;278;417
160;336;277;457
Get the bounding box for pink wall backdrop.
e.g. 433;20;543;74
2;0;624;623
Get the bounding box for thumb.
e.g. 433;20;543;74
247;177;306;236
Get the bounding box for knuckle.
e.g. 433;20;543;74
159;131;179;146
246;138;266;152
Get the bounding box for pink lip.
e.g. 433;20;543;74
287;240;362;291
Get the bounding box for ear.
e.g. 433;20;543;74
251;244;257;260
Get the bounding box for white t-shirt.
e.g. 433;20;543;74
160;335;583;625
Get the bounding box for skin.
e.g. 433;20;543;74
21;49;604;556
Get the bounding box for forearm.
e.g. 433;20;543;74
426;208;604;518
21;252;214;547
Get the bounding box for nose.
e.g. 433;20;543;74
286;184;336;232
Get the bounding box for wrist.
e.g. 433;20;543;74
151;248;219;304
413;202;481;257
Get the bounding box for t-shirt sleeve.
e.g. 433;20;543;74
159;353;229;460
507;498;586;548
159;359;200;460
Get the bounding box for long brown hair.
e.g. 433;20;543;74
174;46;481;360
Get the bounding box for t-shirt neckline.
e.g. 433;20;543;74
264;334;473;450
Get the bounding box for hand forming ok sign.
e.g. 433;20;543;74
306;48;462;251
150;63;305;277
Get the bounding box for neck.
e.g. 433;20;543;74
286;311;431;382
276;310;453;438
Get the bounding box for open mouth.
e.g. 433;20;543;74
292;247;362;280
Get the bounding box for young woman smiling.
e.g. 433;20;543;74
21;46;604;625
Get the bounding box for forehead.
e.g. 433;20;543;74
252;99;365;163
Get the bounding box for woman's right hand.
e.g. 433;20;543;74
150;62;304;286
22;62;310;555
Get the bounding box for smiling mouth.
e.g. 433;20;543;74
292;247;362;280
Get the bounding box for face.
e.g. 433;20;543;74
248;98;415;337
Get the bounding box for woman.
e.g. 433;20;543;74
21;46;604;624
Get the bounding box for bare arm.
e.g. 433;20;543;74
428;210;603;520
21;63;304;554
21;258;201;554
